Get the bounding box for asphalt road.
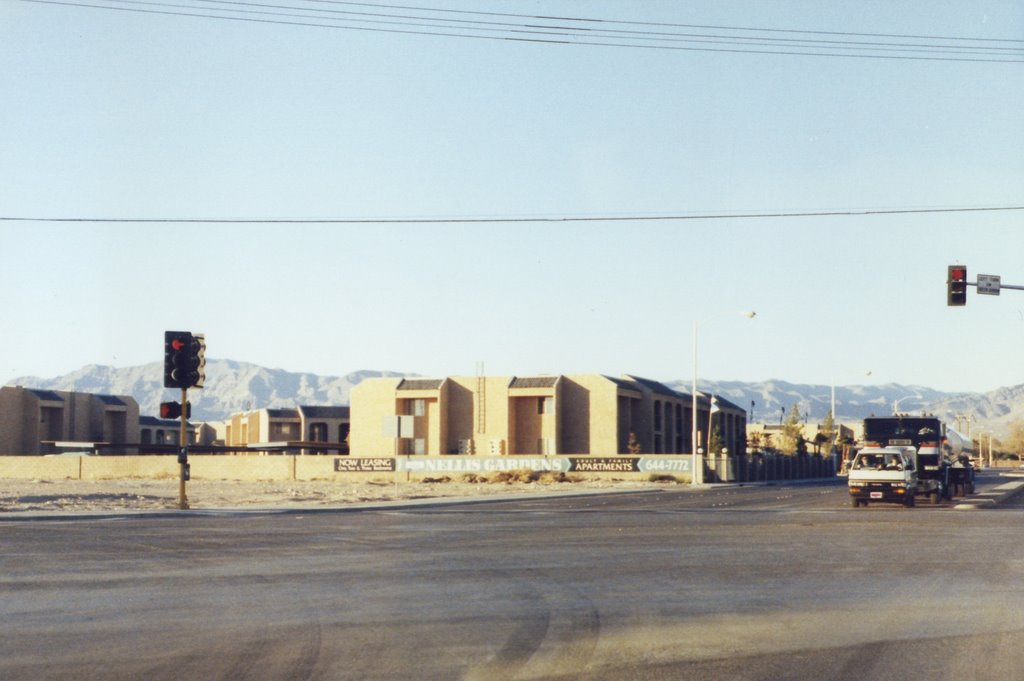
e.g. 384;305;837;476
3;472;1024;681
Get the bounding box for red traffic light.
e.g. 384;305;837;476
164;331;206;389
159;401;191;419
947;265;967;307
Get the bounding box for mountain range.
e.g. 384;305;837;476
5;360;406;424
6;361;1024;439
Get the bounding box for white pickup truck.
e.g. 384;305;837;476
848;446;930;508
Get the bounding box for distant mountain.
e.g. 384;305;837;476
4;360;409;422
669;378;1024;438
7;363;1024;438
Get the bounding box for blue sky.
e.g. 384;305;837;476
2;1;1022;393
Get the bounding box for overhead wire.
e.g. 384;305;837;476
316;0;1024;45
9;2;1022;223
3;206;1023;224
158;0;1024;58
17;0;1024;62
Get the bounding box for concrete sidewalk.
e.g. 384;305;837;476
953;474;1024;509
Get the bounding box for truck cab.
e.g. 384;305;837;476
848;446;920;507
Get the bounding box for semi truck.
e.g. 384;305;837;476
860;415;975;501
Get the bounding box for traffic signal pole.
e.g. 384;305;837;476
179;386;189;510
164;330;204;511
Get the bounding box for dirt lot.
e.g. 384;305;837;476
0;475;661;513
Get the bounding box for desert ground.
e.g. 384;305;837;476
0;475;659;513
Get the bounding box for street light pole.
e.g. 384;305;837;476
691;320;699;484
892;394;924;415
691;310;756;485
831;369;871;451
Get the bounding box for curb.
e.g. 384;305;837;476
0;485;663;522
953;477;1024;510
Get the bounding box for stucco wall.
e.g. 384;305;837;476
0;455;674;482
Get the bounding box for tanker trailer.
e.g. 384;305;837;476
943;428;976;497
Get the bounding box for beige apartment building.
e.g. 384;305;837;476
746;421;856;454
219;405;350;454
350;374;747;457
138;416;202;448
0;385;140;454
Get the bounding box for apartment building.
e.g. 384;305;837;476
746;421;856;454
139;416;200;448
220;405;350;454
0;385;140;454
349;374;747;457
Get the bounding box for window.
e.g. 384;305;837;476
410;399;425;417
538;397;553;414
271;423;297;440
309;423;328;442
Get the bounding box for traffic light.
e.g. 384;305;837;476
164;331;206;388
159;401;191;419
193;333;206;389
947;265;967;307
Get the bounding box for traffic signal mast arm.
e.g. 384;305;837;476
970;279;1024;291
967;273;1024;297
947;266;1023;306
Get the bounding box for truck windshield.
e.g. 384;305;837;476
853;453;906;470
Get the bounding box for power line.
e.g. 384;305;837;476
192;0;1024;51
18;0;1024;62
150;0;1024;57
4;206;1023;224
318;1;1024;45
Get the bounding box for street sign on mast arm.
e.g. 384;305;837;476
977;274;1001;295
947;267;1024;306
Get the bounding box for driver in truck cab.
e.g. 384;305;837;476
886;455;904;470
853;455;880;470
